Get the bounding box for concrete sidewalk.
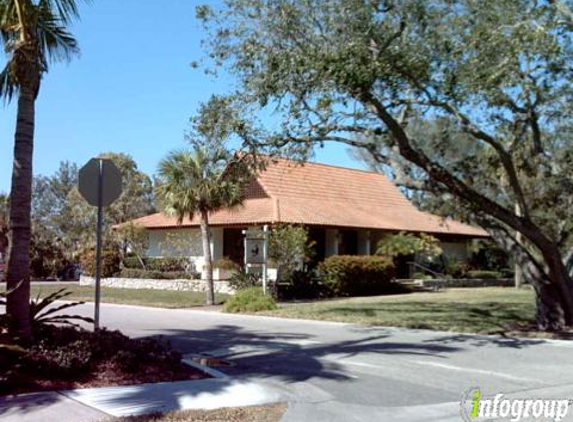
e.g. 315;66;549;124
0;378;287;422
0;391;107;422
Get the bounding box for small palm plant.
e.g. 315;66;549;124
156;146;251;305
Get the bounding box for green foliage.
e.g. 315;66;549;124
223;287;277;313
276;269;326;300
122;257;189;272
269;224;315;280
2;326;185;394
156;146;250;222
0;0;85;101
119;268;196;280
80;249;121;278
66;153;156;252
317;255;397;298
440;258;471;279
228;271;262;291
115;222;149;264
196;0;573;327
30;288;94;330
213;256;241;271
465;270;503;280
468;240;511;273
411;272;434;280
376;232;442;260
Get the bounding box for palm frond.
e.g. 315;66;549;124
36;12;79;64
38;0;89;25
0;64;18;103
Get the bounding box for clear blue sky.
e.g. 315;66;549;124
0;0;364;193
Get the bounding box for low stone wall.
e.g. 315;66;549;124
419;278;514;289
79;275;235;295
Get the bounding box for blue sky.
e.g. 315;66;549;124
0;0;363;193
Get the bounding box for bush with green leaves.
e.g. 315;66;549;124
276;269;326;300
213;256;241;271
269;224;315;281
376;232;442;260
228;270;262;290
121;256;189;272
317;255;397;297
119;268;197;280
81;249;121;278
223;287;277;313
30;288;93;330
465;270;503;280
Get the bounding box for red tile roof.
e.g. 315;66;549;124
128;159;487;237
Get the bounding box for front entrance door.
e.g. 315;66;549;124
223;228;246;265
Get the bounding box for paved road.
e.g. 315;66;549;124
59;302;573;421
5;301;573;421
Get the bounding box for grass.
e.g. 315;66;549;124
109;403;287;422
259;287;536;334
23;283;230;308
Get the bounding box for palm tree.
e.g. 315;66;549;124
0;193;8;265
156;147;249;305
1;0;86;340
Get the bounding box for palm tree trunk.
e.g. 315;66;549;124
199;210;215;305
6;86;35;341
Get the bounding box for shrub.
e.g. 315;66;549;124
223;287;277;313
317;255;397;297
411;271;434;280
269;224;315;280
122;257;189;272
81;249;121;278
228;270;262;290
376;232;442;260
213;257;241;271
30;288;93;330
465;270;503;279
276;269;326;300
119;268;196;280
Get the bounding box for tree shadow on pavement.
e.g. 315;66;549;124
148;324;462;384
422;334;545;349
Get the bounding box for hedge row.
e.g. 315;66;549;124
80;249;121;278
119;268;196;280
122;257;189;272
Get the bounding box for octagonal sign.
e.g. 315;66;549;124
78;158;122;207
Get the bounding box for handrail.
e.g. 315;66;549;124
406;261;445;279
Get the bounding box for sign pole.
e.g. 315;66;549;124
94;159;104;331
262;225;268;295
79;157;122;332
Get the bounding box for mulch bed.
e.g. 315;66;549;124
1;325;206;396
110;403;288;422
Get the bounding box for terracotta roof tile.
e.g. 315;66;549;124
128;159;487;237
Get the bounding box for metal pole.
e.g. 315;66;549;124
262;225;268;295
242;230;247;274
94;160;104;331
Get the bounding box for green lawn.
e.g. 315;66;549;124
25;283;230;308
260;287;536;334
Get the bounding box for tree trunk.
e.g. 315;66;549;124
514;203;523;289
199;210;215;306
6;86;36;341
483;223;570;330
535;282;566;331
